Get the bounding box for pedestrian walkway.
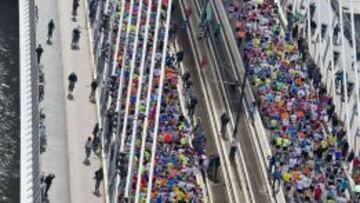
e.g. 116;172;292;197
37;0;104;202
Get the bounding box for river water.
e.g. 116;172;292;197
0;1;20;202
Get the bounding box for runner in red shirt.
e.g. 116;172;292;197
313;185;322;201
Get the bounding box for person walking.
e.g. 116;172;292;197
309;2;316;19
229;138;237;161
35;44;44;64
271;167;281;190
68;72;78;92
292;24;298;40
192;117;201;134
310;20;317;36
333;23;340;44
94;167;103;194
212;155;220;182
44;173;55;197
72;0;80;16
187;96;198;121
47;19;55;42
169;22;178;43
220;112;230;137
213;23;221;38
175;51;184;66
267;154;277;175
40;175;46;199
286;4;293;30
92;123;99;137
248;101;256;122
84;137;92;163
35;6;39;23
71;27;81;48
199;154;208;180
347;149;355;170
89;79;98;102
92;131;101;153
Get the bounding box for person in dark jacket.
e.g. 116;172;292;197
44;174;55;197
89;79;98;102
68;72;78;91
47;19;55;42
220;112;230;136
333;23;340;44
94;167;103;194
35;44;44;64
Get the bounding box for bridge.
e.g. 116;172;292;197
20;0;360;202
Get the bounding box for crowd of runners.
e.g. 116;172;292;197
225;0;360;201
95;0;205;201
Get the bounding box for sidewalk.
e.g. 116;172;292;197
37;0;104;202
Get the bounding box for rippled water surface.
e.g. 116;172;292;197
0;1;20;202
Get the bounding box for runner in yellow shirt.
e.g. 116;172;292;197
282;171;292;182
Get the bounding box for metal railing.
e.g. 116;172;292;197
330;0;360;49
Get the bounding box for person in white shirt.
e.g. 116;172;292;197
289;158;297;169
302;175;312;189
296;179;304;193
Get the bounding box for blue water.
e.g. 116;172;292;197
0;1;20;202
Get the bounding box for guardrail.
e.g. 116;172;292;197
20;0;41;202
145;1;176;201
115;0;136;152
330;0;360;49
133;1;169;201
119;0;149;197
111;0;139;200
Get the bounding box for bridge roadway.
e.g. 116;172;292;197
173;3;233;203
177;0;276;202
